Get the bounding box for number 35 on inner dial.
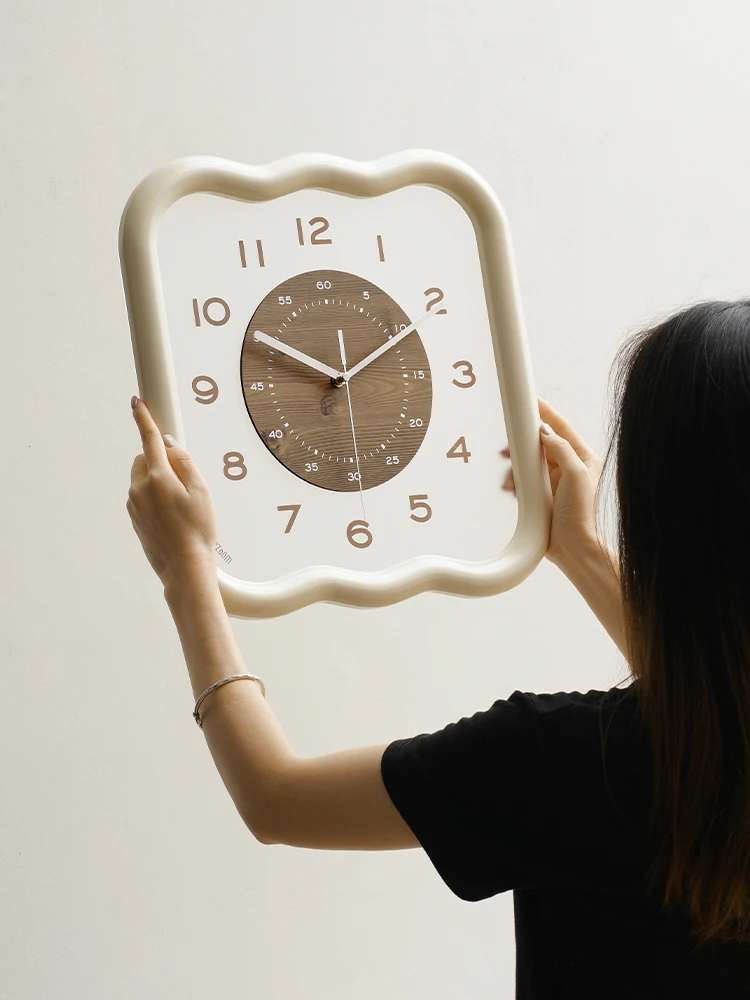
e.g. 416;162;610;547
120;151;549;617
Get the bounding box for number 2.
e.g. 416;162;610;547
424;287;447;314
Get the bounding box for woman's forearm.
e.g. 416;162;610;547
163;560;296;841
553;538;628;660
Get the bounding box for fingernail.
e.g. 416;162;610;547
540;422;553;436
131;396;139;410
163;434;178;447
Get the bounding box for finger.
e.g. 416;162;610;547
539;423;589;476
132;399;172;472
161;435;202;492
537;397;597;461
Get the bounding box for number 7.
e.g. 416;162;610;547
277;504;301;533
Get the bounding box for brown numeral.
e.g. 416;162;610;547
310;217;332;244
192;375;219;404
424;287;447;314
277;504;301;533
409;495;432;522
377;235;385;261
347;520;373;548
238;240;265;267
193;297;230;327
452;361;476;388
296;217;332;245
446;437;471;463
223;452;247;480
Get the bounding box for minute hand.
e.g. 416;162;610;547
253;330;343;380
344;309;437;382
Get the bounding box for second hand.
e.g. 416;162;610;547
337;329;366;521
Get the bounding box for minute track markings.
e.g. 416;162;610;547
241;269;432;492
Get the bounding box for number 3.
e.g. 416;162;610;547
452;361;476;388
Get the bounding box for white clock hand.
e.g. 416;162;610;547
338;329;366;520
253;330;343;381
344;308;438;382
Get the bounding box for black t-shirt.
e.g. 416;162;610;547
380;684;750;998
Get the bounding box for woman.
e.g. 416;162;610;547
127;297;750;998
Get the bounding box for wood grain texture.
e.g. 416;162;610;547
240;270;432;491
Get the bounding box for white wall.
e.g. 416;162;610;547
3;2;749;996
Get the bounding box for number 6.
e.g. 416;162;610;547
347;520;373;548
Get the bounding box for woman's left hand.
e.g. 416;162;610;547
127;396;218;586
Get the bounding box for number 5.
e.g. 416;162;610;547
409;494;432;522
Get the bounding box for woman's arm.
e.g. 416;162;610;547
163;562;297;842
552;538;627;661
503;399;627;661
165;563;419;849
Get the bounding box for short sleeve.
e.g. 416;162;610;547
380;690;553;901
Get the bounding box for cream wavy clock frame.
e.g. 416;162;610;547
119;150;553;618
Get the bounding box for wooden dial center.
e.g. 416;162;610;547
240;269;433;491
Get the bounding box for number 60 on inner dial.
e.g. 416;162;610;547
119;150;552;618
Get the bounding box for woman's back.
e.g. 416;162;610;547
381;683;750;998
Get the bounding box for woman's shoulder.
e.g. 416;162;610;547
516;681;638;717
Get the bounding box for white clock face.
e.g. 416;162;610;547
156;185;516;583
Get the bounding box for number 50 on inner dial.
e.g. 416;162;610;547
119;150;551;618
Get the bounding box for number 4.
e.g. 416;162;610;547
446;437;471;463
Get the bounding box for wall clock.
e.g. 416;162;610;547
119;150;552;618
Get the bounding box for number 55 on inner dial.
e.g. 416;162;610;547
119;150;552;618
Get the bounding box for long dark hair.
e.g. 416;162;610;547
593;298;750;947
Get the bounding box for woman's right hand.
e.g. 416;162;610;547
502;397;605;567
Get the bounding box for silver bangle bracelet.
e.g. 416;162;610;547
193;673;267;728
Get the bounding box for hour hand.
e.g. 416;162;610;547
253;330;343;380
